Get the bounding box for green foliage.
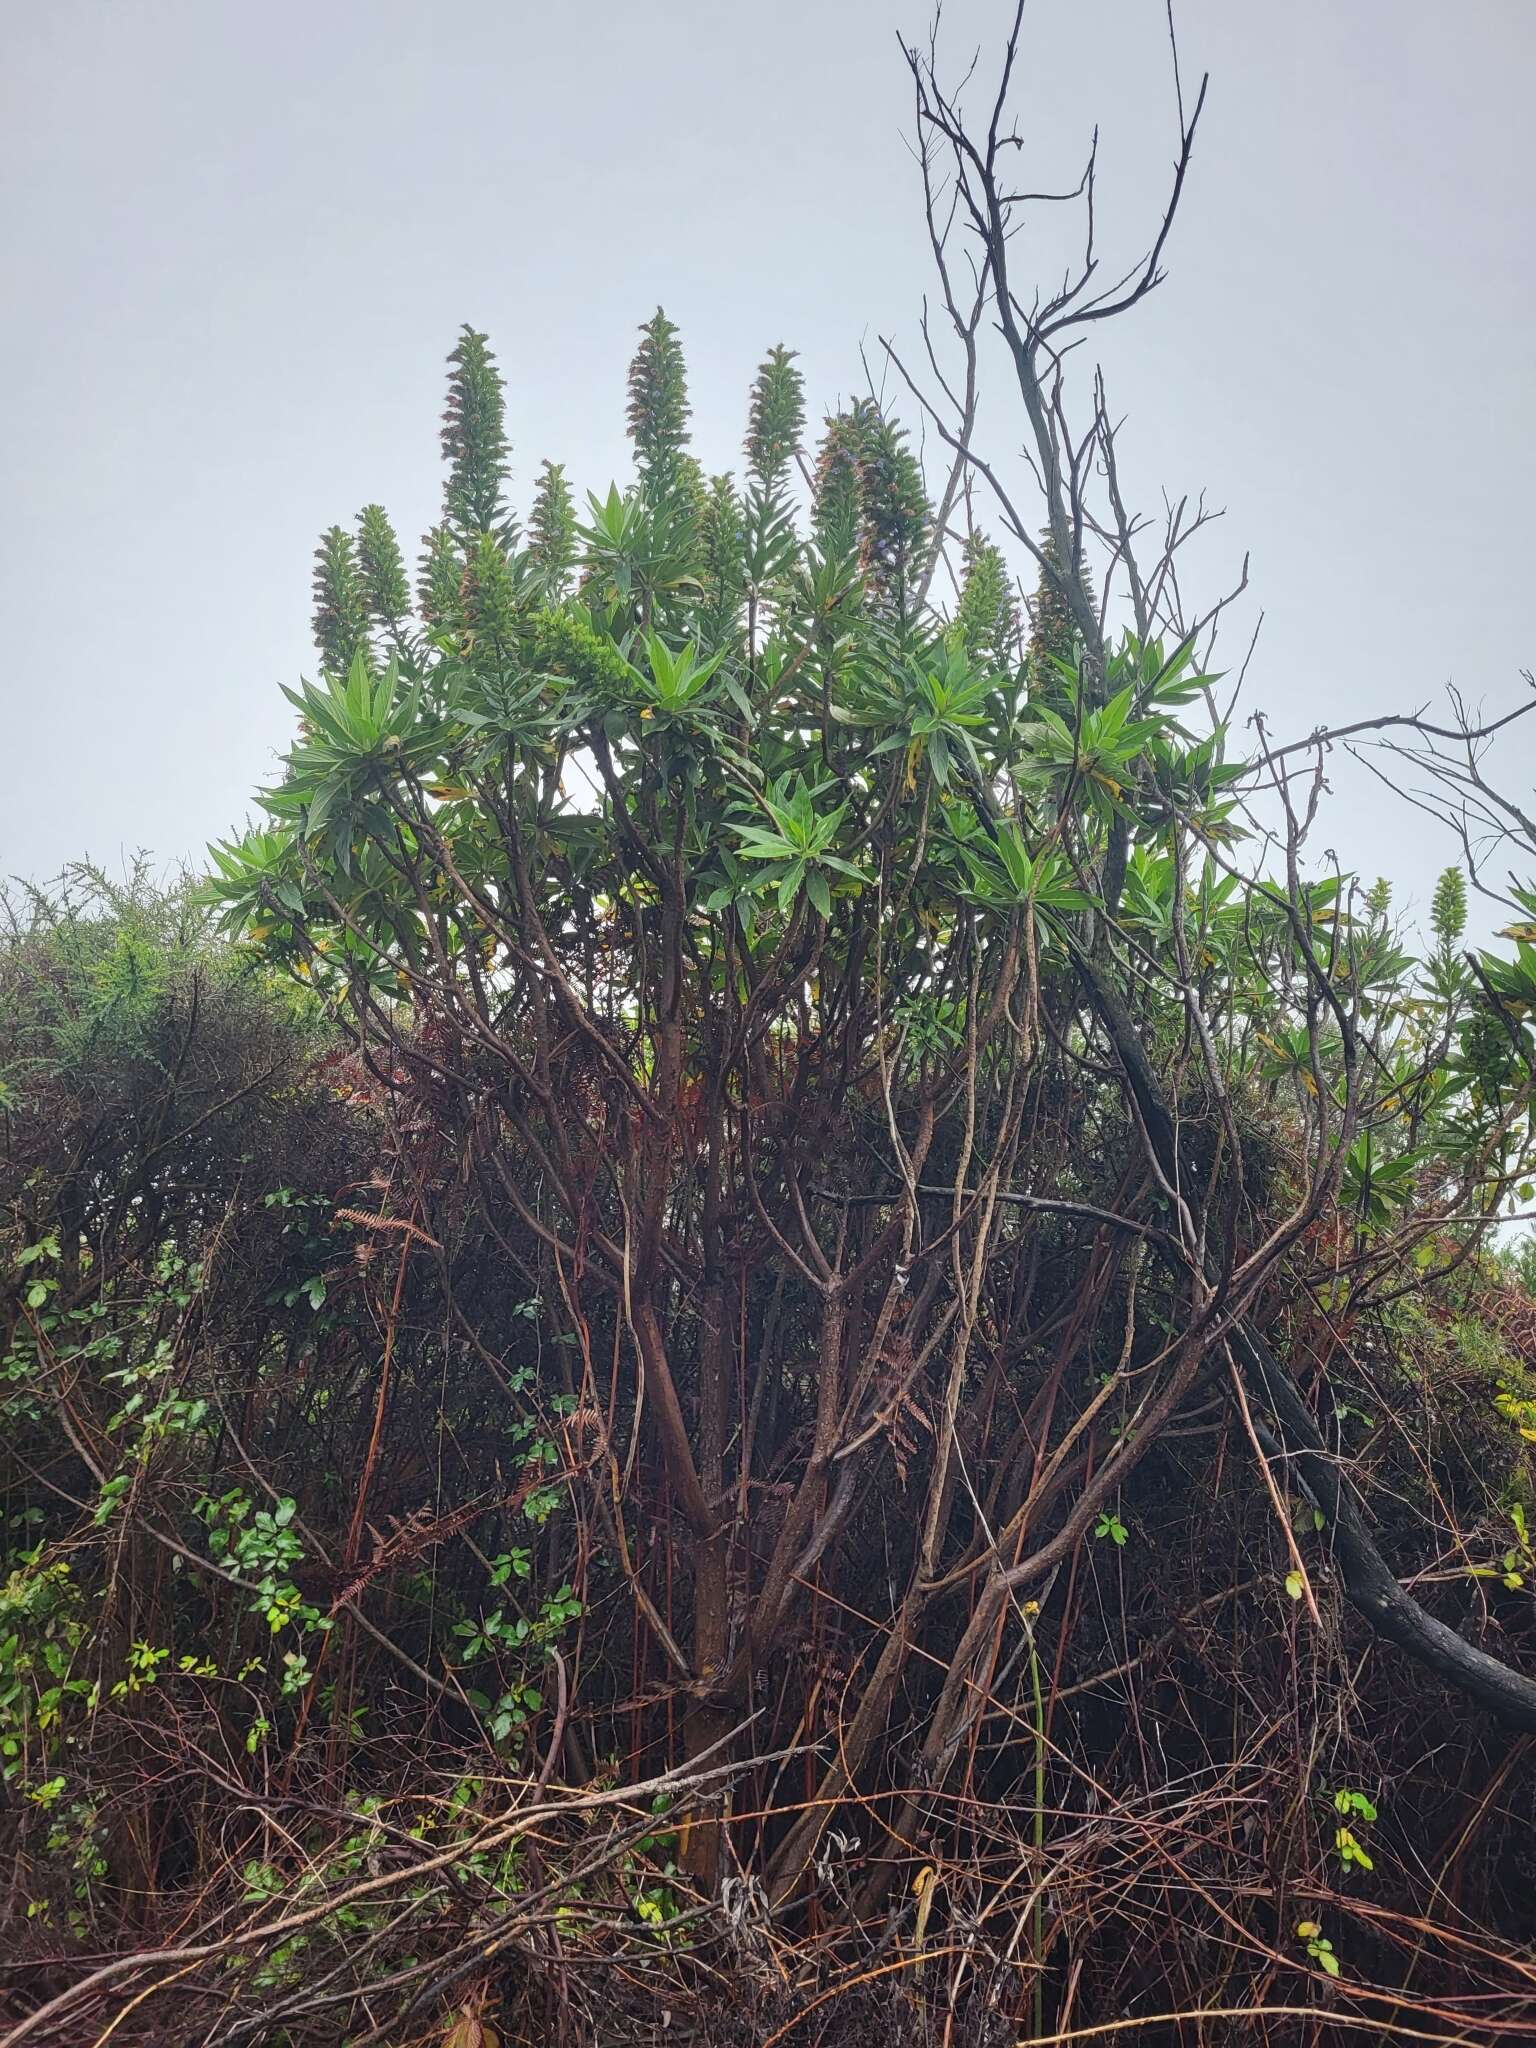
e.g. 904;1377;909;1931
725;772;863;921
1296;1921;1342;1977
1329;1788;1379;1875
194;322;1534;1288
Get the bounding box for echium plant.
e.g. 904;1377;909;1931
199;316;1536;1916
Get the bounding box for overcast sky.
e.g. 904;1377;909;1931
3;0;1532;927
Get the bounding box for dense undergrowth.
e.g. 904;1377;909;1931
3;867;1535;2043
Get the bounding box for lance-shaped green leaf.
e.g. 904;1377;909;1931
959;823;1092;914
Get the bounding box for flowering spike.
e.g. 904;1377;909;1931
355;505;410;625
696;472;744;641
460;533;520;653
856;407;929;620
745;345;805;492
527;460;578;594
417;525;463;631
1431;866;1467;949
1026;530;1090;702
812;410;865;554
626;308;691;493
441;326;511;540
311;525;370;675
956;531;1020;673
814;400;930;617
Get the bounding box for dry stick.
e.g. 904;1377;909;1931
756;1947;976;2048
344;1213;417;1566
984;2011;1484;2048
278;1203;424;1785
1046;1577;1259;1704
1226;1349;1322;1629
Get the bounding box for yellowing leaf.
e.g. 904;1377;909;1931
443;2011;499;2048
1285;1570;1304;1601
912;1863;938;1949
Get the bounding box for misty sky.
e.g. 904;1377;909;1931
3;0;1533;928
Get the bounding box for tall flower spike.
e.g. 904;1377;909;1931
956;531;1020;673
1431;866;1467;949
441;326;511;540
1026;530;1089;703
527;460;578;594
814;401;930;617
812;409;865;553
855;407;929;620
460;532;520;653
355;505;410;626
745;345;805;492
696;472;745;641
311;525;370;675
626;308;691;492
417;525;463;632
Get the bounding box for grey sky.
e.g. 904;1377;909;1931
3;0;1532;927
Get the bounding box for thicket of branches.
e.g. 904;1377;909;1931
6;10;1536;2045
